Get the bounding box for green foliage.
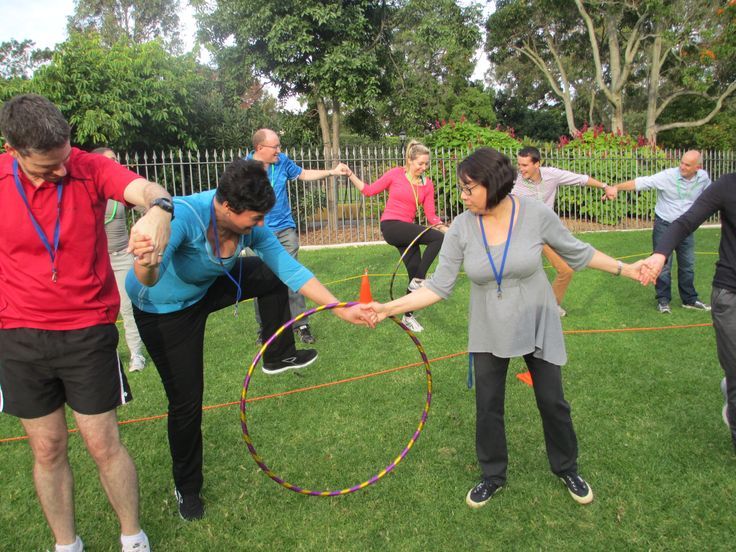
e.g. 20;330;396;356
68;0;182;52
555;127;670;224
0;40;52;79
424;120;521;214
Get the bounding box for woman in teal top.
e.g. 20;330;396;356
127;159;369;520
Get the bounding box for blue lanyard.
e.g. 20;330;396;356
210;200;243;317
478;196;516;299
13;160;64;282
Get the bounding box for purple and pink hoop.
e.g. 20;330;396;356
240;301;432;496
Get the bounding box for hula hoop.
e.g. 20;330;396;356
388;224;445;301
240;301;432;496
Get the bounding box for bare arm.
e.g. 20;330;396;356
614;180;637;192
298;163;351;181
298;277;374;327
586;250;644;281
362;287;444;324
124;178;173;265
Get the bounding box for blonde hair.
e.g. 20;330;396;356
405;140;430;166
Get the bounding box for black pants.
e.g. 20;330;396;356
380;220;444;282
473;352;579;485
133;257;296;495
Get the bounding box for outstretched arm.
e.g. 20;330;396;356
586;250;645;282
299;163;351;181
298;277;375;327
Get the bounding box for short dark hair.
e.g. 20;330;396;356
0;94;71;155
216;159;275;214
517;146;541;164
458;148;517;209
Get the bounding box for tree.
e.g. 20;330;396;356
0;40;53;79
486;0;736;143
380;0;485;134
68;0;182;52
197;0;392;154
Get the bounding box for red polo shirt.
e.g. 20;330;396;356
0;148;142;330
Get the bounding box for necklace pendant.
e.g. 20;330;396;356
52;270;58;283
497;289;502;299
234;304;239;318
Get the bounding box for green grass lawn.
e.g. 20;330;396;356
2;227;733;551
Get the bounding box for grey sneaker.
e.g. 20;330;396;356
129;353;146;372
560;473;593;504
262;349;318;375
465;479;503;509
401;313;424;332
682;300;711;311
408;278;425;292
295;324;316;344
657;302;672;314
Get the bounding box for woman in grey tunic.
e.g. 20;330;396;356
365;148;644;509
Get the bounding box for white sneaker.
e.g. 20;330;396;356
401;314;424;332
408;278;425;292
121;531;150;552
129;353;146;372
558;305;567;317
723;404;730;428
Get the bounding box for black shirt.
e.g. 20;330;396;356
654;172;736;293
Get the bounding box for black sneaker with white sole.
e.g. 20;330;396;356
559;473;594;504
465;479;503;509
175;488;204;521
262;349;318;375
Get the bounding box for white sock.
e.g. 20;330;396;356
121;530;149;547
55;535;83;552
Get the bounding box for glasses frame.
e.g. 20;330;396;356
458;182;480;195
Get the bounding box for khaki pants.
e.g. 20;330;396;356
542;244;574;306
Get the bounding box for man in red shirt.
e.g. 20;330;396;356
0;94;173;552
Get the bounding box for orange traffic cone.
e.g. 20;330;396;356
516;371;533;387
359;268;373;303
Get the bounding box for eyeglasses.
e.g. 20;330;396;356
262;143;281;150
458;182;480;195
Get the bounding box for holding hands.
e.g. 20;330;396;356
638;253;667;286
602;185;618;201
331;163;353;177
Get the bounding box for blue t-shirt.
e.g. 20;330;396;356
126;189;314;314
246;152;303;232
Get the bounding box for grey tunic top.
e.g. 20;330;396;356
105;200;129;253
424;196;594;366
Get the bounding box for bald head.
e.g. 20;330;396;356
679;150;702;180
251;128;281;164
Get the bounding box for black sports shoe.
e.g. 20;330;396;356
295;324;316;344
559;473;594;504
465;479;503;509
262;349;318;375
175;488;204;521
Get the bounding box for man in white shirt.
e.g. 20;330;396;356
613;150;711;314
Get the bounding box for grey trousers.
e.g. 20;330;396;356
712;286;736;450
254;227;308;327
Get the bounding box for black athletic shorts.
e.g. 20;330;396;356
0;325;132;419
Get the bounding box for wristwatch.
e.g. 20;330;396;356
150;197;175;220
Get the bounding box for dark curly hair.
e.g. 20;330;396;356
0;94;71;155
216;159;275;214
457;148;517;210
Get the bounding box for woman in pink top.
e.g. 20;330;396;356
347;140;448;332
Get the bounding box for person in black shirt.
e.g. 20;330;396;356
641;173;736;452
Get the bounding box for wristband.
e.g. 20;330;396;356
614;260;623;276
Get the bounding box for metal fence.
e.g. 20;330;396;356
122;146;736;246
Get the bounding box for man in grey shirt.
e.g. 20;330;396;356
94;148;146;372
613;150;711;313
511;146;612;317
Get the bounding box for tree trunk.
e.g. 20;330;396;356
645;32;663;145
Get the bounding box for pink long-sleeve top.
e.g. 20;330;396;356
360;167;443;225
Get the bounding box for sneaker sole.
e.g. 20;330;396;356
561;478;594;505
723;403;730;428
465;485;502;509
682;305;711;311
262;353;319;375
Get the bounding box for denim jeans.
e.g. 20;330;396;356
652;215;699;305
